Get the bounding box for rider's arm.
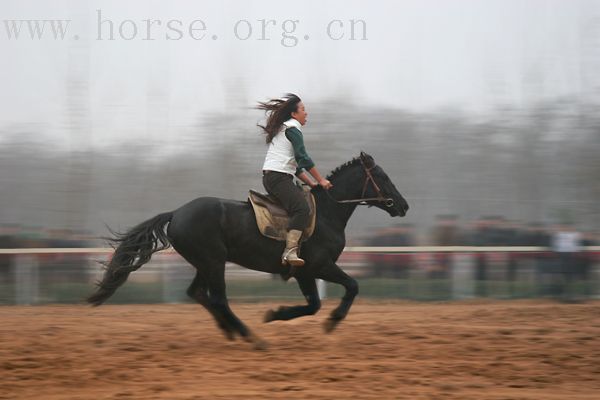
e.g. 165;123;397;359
285;127;314;173
296;171;317;187
285;127;333;189
305;166;329;186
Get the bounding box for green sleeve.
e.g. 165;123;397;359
285;127;315;175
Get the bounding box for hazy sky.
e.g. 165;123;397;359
1;0;599;147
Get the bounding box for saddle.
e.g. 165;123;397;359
248;189;317;242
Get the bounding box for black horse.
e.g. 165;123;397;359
88;152;409;348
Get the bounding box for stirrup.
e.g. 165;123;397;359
281;247;305;267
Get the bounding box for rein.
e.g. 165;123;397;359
324;159;395;207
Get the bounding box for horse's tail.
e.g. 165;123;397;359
87;212;173;306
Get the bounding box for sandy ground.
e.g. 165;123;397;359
1;300;599;400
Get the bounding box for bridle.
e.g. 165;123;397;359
325;158;395;207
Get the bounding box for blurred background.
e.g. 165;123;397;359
1;0;599;304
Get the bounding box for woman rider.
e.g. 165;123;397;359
257;93;333;267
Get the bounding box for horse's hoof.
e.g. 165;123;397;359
223;329;236;341
245;332;269;351
323;318;340;333
253;339;269;351
264;309;276;323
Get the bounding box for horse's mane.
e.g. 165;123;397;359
326;153;370;180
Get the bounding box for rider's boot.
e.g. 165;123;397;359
281;229;305;267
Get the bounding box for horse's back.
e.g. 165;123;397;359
167;197;247;242
167;195;282;271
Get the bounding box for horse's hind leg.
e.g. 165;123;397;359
186;270;235;340
171;231;266;349
264;276;321;322
204;258;268;350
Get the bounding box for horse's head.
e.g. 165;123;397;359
358;152;409;217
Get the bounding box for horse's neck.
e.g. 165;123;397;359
314;167;362;230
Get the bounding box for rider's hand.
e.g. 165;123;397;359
319;179;333;190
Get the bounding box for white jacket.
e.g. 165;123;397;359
262;118;302;176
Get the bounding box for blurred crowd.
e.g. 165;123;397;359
0;224;94;248
366;215;598;248
0;224;95;295
364;215;598;300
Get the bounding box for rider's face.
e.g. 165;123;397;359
292;102;308;126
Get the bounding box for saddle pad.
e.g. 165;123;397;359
248;189;317;242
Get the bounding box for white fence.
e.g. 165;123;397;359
1;247;599;305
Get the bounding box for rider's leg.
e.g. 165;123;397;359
282;229;305;266
262;171;310;267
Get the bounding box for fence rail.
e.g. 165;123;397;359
1;246;599;255
1;247;598;305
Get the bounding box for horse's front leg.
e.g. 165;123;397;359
264;275;321;322
317;263;358;333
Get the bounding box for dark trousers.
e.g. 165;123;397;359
262;170;310;231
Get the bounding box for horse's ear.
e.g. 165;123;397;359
360;151;375;167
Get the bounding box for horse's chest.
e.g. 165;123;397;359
308;233;345;261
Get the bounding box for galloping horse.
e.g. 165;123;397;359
88;152;409;348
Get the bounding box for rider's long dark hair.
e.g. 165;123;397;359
256;93;302;144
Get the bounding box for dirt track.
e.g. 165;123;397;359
1;300;599;399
